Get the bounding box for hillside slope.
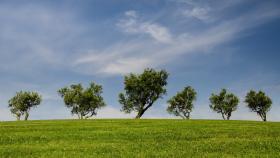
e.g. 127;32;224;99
0;119;279;157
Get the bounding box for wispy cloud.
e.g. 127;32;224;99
117;10;173;43
2;1;278;76
0;3;85;73
182;7;210;21
74;3;280;75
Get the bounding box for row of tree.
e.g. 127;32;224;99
7;68;272;121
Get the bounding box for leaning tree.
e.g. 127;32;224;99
58;82;106;119
245;90;272;122
8;91;42;120
119;68;168;119
167;86;197;119
209;89;239;120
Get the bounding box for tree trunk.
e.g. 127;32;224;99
24;112;29;121
259;112;267;122
135;110;144;119
262;113;267;122
226;116;230;120
16;115;20;121
221;113;225;120
183;112;190;119
77;113;84;119
135;102;154;119
226;112;231;120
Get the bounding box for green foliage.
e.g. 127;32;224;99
58;82;106;119
245;90;272;121
8;91;42;121
167;86;197;119
209;89;239;120
0;120;280;157
119;68;168;118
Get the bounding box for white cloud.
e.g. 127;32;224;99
75;5;280;76
179;0;248;22
73;40;155;75
117;10;173;43
100;58;153;75
0;4;85;73
2;2;278;77
182;7;210;21
124;10;137;18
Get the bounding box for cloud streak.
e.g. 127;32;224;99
74;2;280;75
117;10;173;43
0;3;86;74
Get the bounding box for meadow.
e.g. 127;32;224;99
0;119;279;157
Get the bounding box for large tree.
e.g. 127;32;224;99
245;90;272;122
58;82;106;119
119;68;168;119
8;91;42;120
167;86;196;119
209;89;239;120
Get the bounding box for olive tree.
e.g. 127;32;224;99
245;90;272;121
58;82;106;119
119;68;168;119
167;86;196;119
209;89;239;120
8;91;42;120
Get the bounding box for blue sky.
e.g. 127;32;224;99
0;0;280;121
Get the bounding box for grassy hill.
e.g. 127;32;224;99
0;119;279;157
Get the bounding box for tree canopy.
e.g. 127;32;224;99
58;82;106;119
119;68;168;118
245;90;272;121
167;86;196;119
209;89;239;120
8;91;42;120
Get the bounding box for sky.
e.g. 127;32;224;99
0;0;280;121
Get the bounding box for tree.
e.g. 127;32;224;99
119;68;168;119
209;89;239;120
8;91;42;121
167;86;196;119
58;82;106;119
245;90;272;122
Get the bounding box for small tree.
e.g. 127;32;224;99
209;89;239;120
167;86;196;119
245;90;272;122
8;91;42;121
58;82;106;119
119;68;168;119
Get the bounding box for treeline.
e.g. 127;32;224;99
7;68;272;121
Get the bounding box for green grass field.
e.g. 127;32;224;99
0;119;279;157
